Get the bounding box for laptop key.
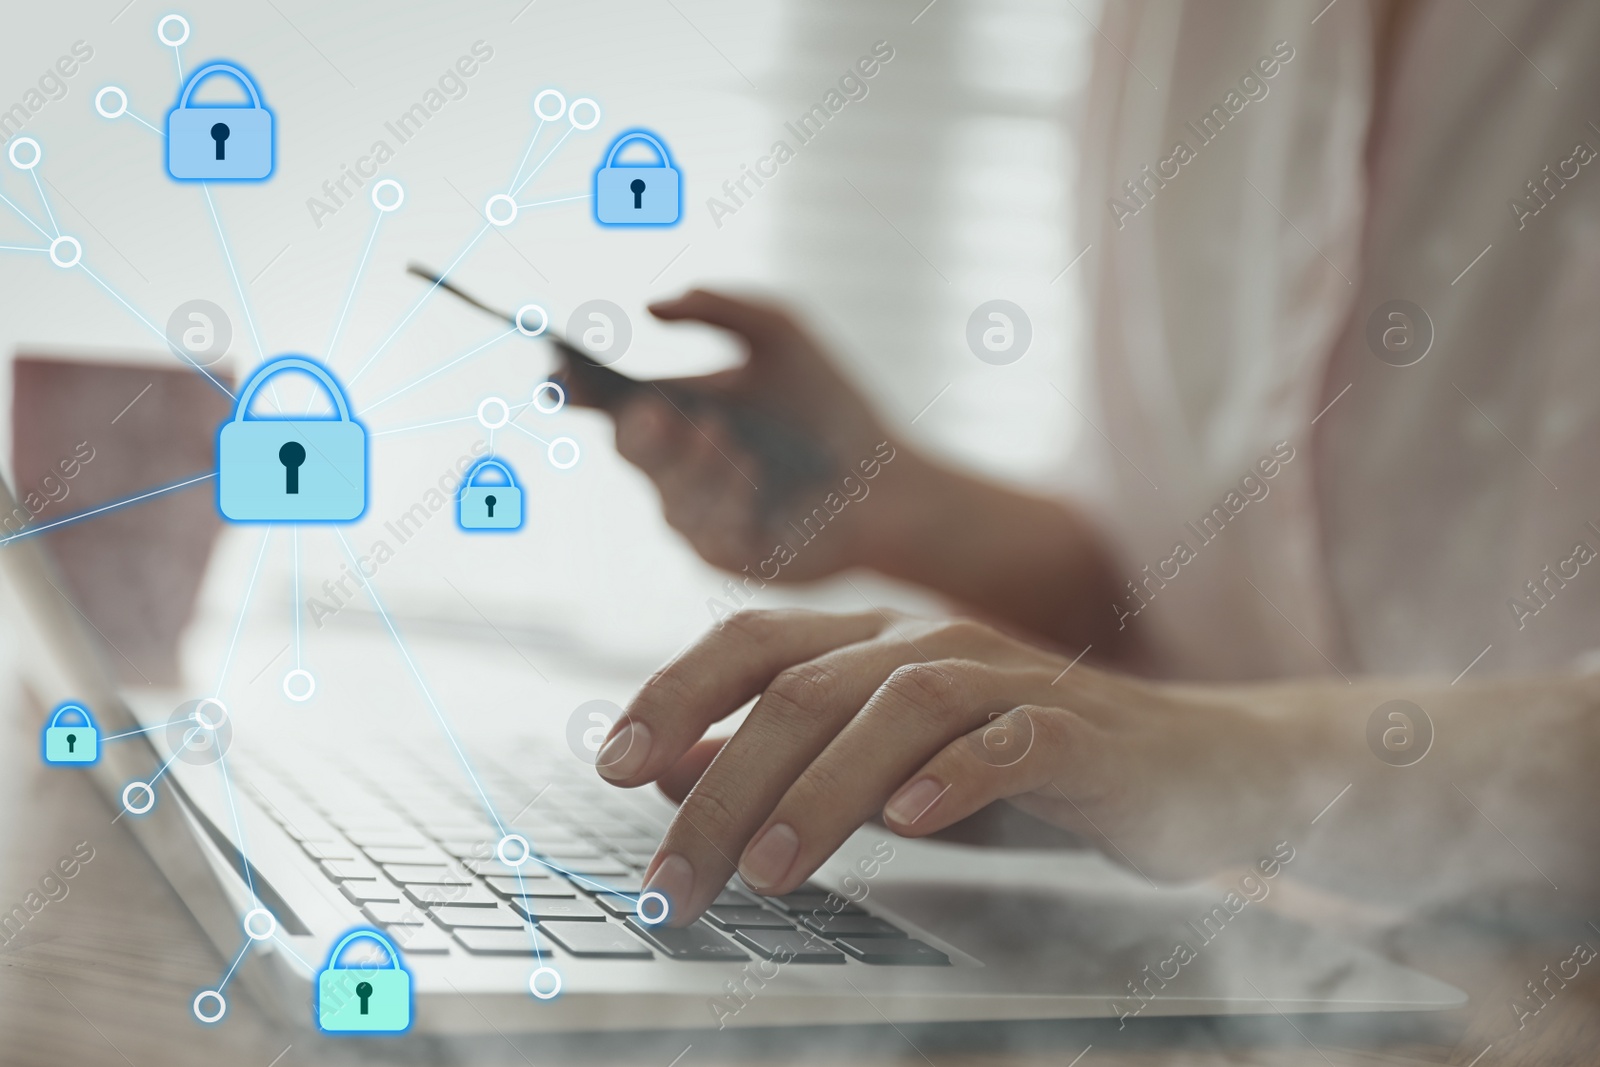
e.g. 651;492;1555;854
341;880;403;905
626;918;748;961
364;845;449;865
706;906;794;931
429;904;525;929
712;886;758;907
732;929;846;963
570;874;645;896
511;897;608;922
592;894;641;917
452;927;551;956
300;840;358;861
764;892;865;917
344;827;431;848
463;858;552;878
383;863;472;886
383;923;453;954
834;938;950;965
483;875;577;900
320;858;381;882
539;921;653;959
802;914;907;939
364;902;429;926
405;884;499;908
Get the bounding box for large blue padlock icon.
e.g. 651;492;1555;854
316;929;412;1033
218;357;367;522
43;703;99;765
167;62;275;181
593;130;681;225
458;459;523;531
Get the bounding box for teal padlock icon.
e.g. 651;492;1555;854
43;703;99;765
593;129;682;225
458;459;524;531
317;929;412;1033
218;356;367;523
166;62;275;181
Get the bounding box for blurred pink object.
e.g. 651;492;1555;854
10;354;233;686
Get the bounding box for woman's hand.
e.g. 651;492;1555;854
598;608;1291;925
597;290;905;581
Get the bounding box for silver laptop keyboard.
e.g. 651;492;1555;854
237;745;949;966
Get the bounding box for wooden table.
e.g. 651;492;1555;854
3;693;1595;1067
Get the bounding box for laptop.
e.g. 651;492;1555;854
0;473;1465;1036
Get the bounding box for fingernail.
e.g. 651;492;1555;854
644;853;694;918
738;823;799;891
885;777;944;826
596;720;651;780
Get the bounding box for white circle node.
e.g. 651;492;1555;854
158;15;191;47
243;907;276;941
371;179;404;212
529;966;562;1000
95;87;129;119
193;989;226;1023
476;397;511;430
282;669;316;702
49;236;82;269
9;137;41;170
547;437;580;470
568;98;601;130
636;891;669;926
497;834;531;867
515;304;548;337
533;89;567;121
485;194;518;227
123;780;156;815
531;381;565;414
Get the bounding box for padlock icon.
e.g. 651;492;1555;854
593;130;681;225
43;703;99;765
458;459;524;531
167;62;275;181
218;356;367;522
316;929;412;1033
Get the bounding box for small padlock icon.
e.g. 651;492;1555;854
167;62;275;181
593;130;681;225
316;929;412;1033
458;459;523;531
218;356;367;522
43;703;99;765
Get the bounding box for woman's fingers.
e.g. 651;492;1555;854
641;637;928;923
883;705;1111;838
656;737;727;805
598;609;886;788
647;289;799;349
734;661;1047;898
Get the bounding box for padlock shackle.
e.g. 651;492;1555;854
463;459;517;490
177;63;265;111
49;703;91;728
233;357;355;423
327;929;403;970
603;131;671;169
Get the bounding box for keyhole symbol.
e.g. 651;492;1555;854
211;122;230;161
484;494;497;518
66;733;77;753
630;178;646;208
279;441;306;494
356;981;372;1015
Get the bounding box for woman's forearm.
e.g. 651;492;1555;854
1234;671;1600;906
856;449;1126;653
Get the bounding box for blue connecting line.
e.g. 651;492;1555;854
325;207;386;369
512;126;576;197
217;937;252;991
0;183;54;241
27;169;59;237
0;244;49;254
0;471;216;549
508;118;547;190
515;193;591;211
214;744;260;905
292;528;303;667
75;263;235;398
213;528;273;697
201;185;266;366
346;223;492;388
361;328;518;414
